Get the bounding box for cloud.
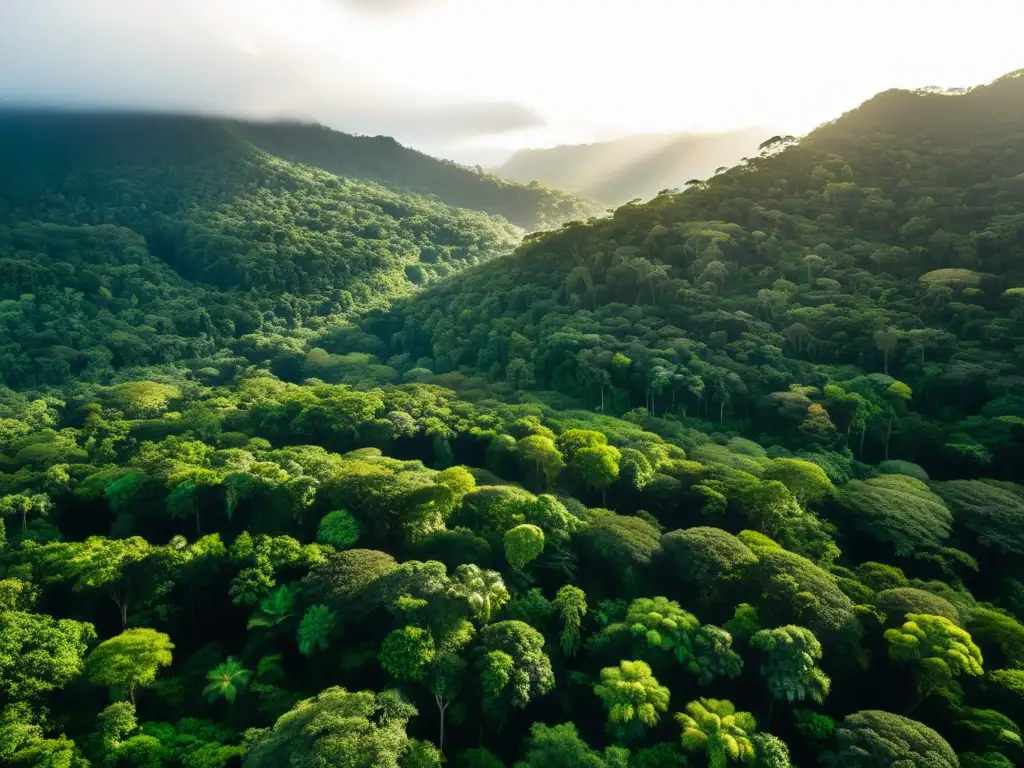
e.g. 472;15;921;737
0;0;539;146
336;0;443;15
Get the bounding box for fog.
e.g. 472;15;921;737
0;0;540;148
2;0;1021;163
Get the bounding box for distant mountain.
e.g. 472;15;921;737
226;120;599;229
498;128;768;205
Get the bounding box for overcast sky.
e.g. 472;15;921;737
1;0;1021;163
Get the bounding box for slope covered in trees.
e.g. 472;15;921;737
498;128;765;205
229;120;600;230
369;70;1024;480
0;110;526;388
3;73;1024;768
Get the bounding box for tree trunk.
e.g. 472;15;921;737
720;401;725;424
884;350;889;375
435;694;448;757
885;416;893;460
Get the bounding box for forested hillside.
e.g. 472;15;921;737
229;121;600;230
3;75;1024;768
0;110;523;388
372;71;1024;480
498;129;765;205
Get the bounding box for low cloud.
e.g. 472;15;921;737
336;0;444;15
0;0;539;146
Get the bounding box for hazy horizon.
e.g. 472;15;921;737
2;0;1021;164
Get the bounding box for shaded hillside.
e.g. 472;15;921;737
0;110;521;387
228;120;600;229
499;128;766;205
364;70;1024;478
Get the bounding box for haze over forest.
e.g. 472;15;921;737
2;3;1024;768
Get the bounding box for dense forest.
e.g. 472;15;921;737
228;121;600;230
498;129;765;206
1;73;1024;768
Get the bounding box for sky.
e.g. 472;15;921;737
1;0;1021;164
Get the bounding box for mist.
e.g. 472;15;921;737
0;0;541;148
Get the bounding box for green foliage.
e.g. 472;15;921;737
594;660;670;730
826;710;957;767
514;722;625;768
379;626;436;682
450;564;509;624
504;524;545;571
750;625;831;703
875;588;962;626
553;585;587;657
885;613;984;704
86;628;174;705
202;657;252;704
316;509;361;549
242;686;422;768
0;611;95;700
752;733;791;768
838;475;952;555
296;605;336;656
676;698;756;768
478;621;554;710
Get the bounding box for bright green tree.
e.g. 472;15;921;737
593;660;670;736
379;626;436;682
86;628;174;705
553;585;587;657
504;524;545;571
203;657;252;704
750;625;831;705
885;613;983;708
676;698;757;768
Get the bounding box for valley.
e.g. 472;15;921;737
0;71;1023;768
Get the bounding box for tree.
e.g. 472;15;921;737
760;459;834;506
477;621;554;715
750;626;831;707
688;625;744;685
570;445;621;505
504;524;545;571
752;733;791;768
203;657;252;704
297;605;337;656
838;475;952;556
826;710;957;767
676;698;757;768
516;436;565;490
885;613;984;708
86;628;174;706
874;330;900;375
0;494;51;536
243;687;429;768
316;509;360;549
247;584;297;630
27;536;158;628
514;722;627;768
449;564;509;624
380;626;436;682
594;660;670;737
553;585;587;657
0;611;95;701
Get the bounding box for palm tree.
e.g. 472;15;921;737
450;564;509;624
676;698;757;768
247;584;297;630
203;657;252;704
